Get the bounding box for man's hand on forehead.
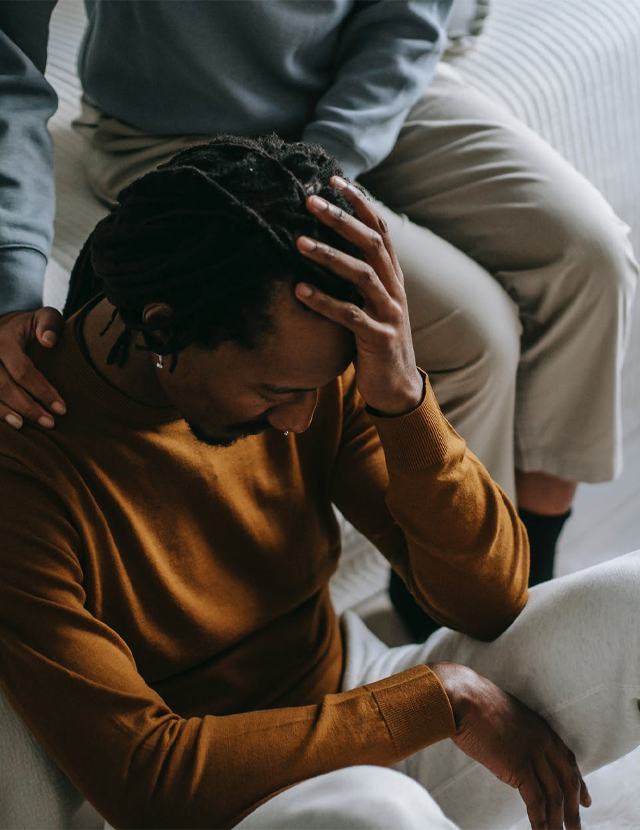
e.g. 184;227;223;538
295;176;423;417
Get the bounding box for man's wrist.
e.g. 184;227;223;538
426;662;480;731
366;369;425;418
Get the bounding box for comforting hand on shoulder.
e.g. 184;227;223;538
295;176;423;417
0;307;65;429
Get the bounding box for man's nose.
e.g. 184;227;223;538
268;390;318;434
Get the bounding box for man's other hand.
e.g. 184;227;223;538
0;308;65;429
295;176;423;416
429;662;591;830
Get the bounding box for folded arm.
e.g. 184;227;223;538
0;455;455;829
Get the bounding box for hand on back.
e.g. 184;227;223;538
0;307;65;429
429;661;591;830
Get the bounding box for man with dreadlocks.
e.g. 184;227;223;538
0;1;638;640
1;135;640;830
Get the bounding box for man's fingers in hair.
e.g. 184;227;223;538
330;176;403;277
294;282;383;337
296;236;391;316
305;194;398;295
0;361;57;427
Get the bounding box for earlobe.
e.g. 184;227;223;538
142;302;174;328
142;303;175;349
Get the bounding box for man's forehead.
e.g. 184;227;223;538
253;287;355;386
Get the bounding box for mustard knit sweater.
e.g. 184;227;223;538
0;314;528;829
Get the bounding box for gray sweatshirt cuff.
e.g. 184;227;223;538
302;128;366;182
0;247;46;315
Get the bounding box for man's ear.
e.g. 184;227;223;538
142;302;174;342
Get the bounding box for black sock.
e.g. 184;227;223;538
388;569;442;642
518;507;572;586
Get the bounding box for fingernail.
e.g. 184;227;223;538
296;283;313;298
332;176;348;188
298;237;317;251
42;331;57;347
38;415;55;429
5;414;23;429
310;196;328;210
51;401;66;415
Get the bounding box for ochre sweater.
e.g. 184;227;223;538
0;314;529;829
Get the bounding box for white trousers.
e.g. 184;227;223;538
236;551;640;829
1;552;640;828
74;63;638;500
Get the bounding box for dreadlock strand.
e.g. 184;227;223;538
106;327;134;368
99;306;120;338
69;134;360;366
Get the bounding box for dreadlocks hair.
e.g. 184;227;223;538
63;133;364;371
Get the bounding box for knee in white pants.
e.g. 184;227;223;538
236;765;457;830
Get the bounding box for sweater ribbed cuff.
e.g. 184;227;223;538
368;371;464;472
365;665;456;757
301;126;367;182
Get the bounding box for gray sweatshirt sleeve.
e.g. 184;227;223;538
0;1;58;314
303;0;453;181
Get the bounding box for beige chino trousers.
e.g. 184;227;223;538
73;64;638;499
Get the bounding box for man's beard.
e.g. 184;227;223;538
187;418;270;448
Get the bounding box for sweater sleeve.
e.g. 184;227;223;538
302;0;453;180
0;455;455;830
0;1;58;313
330;368;529;641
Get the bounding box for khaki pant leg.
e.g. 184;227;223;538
370;200;521;498
73;96;213;206
362;64;638;483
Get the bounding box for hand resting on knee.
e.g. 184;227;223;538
429;662;591;830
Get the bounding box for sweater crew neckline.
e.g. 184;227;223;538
60;302;182;428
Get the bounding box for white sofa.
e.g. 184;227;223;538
9;0;640;827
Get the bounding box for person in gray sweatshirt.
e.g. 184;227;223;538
0;0;637;636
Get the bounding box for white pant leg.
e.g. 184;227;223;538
341;550;640;829
234;766;458;830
